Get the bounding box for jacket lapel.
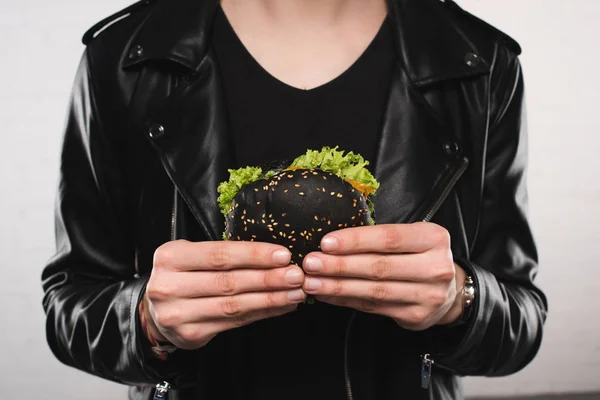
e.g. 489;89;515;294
372;67;464;225
143;54;235;241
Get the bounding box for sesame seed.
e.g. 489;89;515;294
317;228;323;232
282;213;287;217
299;192;305;196
254;188;259;192
288;174;293;178
262;219;266;224
351;216;356;220
243;210;247;215
338;224;343;227
314;216;318;221
272;235;278;240
289;245;294;249
273;222;279;226
269;214;273;218
285;224;290;227
327;220;331;225
244;227;248;231
294;184;300;187
337;193;343;198
299;253;303;257
330;192;335;196
284;190;289;193
269;227;274;232
290;231;295;234
257;201;261;205
252;235;257;239
323;176;327;180
237;236;241;240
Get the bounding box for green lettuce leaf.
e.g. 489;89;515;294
289;146;380;194
217;166;265;215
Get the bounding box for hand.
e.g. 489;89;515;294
301;222;465;331
143;240;307;350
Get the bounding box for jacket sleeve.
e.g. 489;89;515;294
42;49;200;388
426;45;548;376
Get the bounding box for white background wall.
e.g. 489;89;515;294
0;0;598;399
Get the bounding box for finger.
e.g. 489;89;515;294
302;276;437;305
154;240;292;271
319;222;449;255
151;266;305;298
314;296;430;329
167;304;298;349
152;289;307;328
210;303;299;332
302;252;439;282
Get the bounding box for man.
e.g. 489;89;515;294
42;0;547;399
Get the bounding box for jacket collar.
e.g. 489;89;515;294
122;0;491;84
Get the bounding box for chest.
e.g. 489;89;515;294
125;54;490;276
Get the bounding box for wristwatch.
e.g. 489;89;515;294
460;275;476;323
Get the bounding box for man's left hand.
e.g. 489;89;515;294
302;222;466;331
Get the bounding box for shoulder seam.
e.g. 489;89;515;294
443;0;522;55
82;0;156;45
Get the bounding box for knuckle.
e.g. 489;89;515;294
264;291;278;308
331;280;343;296
248;245;262;266
262;269;275;288
428;289;448;307
154;307;179;329
175;325;196;343
408;308;428;328
335;257;348;276
360;298;378;312
221;296;241;317
208;243;231;269
146;278;172;301
371;256;392;280
431;224;451;247
433;262;455;282
232;313;249;328
153;245;175;270
382;225;402;251
369;283;388;301
215;271;236;294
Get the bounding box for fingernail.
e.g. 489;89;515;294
304;277;322;292
303;256;323;272
321;236;339;252
285;268;304;285
287;289;306;301
273;249;291;265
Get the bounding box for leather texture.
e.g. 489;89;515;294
42;0;548;398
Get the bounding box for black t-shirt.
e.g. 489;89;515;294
210;6;395;399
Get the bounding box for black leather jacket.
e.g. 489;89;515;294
42;0;548;399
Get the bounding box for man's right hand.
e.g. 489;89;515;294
142;240;306;350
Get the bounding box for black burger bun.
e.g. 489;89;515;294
224;168;373;266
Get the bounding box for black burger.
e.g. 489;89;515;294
217;146;380;269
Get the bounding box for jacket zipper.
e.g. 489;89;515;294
344;311;357;400
420;156;469;223
342;156;469;400
418;155;469;395
153;381;171;400
152;191;177;399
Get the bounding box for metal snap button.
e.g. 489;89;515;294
129;45;144;60
148;123;165;139
443;141;459;155
465;53;480;67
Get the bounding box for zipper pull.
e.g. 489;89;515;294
420;354;434;389
153;381;171;400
